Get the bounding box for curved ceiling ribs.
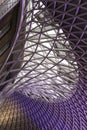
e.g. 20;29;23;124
0;0;87;130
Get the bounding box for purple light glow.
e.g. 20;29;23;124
0;0;87;129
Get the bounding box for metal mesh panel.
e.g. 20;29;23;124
0;0;87;129
0;91;87;130
0;0;80;102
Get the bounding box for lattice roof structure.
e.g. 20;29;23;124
0;0;87;130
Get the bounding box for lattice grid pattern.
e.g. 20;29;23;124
0;0;87;129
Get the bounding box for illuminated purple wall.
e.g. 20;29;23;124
0;89;87;130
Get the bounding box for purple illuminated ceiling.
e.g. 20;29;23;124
0;0;87;130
